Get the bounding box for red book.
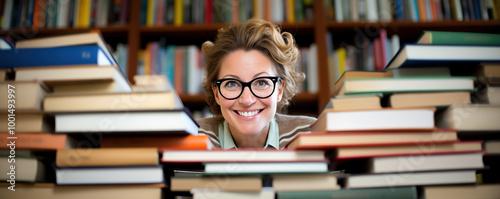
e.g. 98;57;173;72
379;29;388;67
373;38;383;71
100;134;213;150
204;0;212;24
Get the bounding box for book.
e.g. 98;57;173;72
100;134;213;149
390;67;451;77
14;65;131;93
55;166;164;185
485;141;500;154
203;161;328;174
54;110;199;135
272;173;340;191
345;170;477;188
15;32;118;66
0;133;75;150
286;130;458;149
336;141;483;159
389;91;471;108
475;63;500;84
0;113;53;133
334;71;390;93
0;45;115;68
0;81;48;113
322;94;382;111
423;184;500;199
170;176;262;191
161;149;326;163
384;44;500;70
0;69;6;81
475;86;500;105
44;91;182;112
0;157;45;182
56;148;159;167
0;183;164;199
369;152;484;173
337;76;475;95
417;31;500;45
311;108;436;132
437;104;500;131
191;188;274;199
277;187;417;199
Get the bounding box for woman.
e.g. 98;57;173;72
197;18;316;149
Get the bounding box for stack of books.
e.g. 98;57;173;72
281;30;500;198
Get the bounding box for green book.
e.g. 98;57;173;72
277;187;417;199
417;31;500;45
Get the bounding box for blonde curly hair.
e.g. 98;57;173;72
202;18;304;115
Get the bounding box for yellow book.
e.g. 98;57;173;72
146;0;154;26
174;0;183;26
78;0;91;28
144;44;151;75
253;0;263;19
335;47;346;81
494;0;500;19
286;0;295;23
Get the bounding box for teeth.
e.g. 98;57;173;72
238;110;259;117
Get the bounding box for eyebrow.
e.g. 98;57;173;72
222;72;270;79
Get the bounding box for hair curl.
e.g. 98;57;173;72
202;18;304;115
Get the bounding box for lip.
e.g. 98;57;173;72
233;109;264;120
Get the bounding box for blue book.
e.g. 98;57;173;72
0;45;115;68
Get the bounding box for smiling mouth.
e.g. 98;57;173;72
235;109;263;117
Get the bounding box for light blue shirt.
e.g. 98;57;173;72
218;117;279;149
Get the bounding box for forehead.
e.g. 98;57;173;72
218;50;277;79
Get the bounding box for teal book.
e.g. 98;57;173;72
417;31;500;45
277;187;417;199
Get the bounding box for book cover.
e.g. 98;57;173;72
0;133;74;150
437;104;500;131
0;81;47;113
171;176;261;191
277;187;417;199
100;134;213;150
55;166;164;185
56;148;159;167
389;91;471;108
417;31;500;45
203;161;328;174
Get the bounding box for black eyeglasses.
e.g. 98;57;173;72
213;76;282;100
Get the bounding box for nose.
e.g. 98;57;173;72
238;86;256;106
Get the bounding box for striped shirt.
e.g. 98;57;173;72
197;113;317;149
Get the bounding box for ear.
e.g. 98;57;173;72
276;79;285;102
213;84;221;105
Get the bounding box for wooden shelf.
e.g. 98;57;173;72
0;26;130;38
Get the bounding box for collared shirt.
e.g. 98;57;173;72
218;117;279;149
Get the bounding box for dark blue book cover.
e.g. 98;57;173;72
0;45;114;68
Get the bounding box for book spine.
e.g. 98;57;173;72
56;148;159;167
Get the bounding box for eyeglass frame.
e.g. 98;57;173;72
213;76;282;100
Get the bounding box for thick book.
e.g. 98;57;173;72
437;104;500;131
477;86;500;105
389;91;471;108
311;107;436;132
0;157;45;182
203;161;329;174
277;187;417;199
161;149;326;163
15;65;131;93
322;94;382;111
485;141;500;155
171;176;262;191
0;45;114;68
369;152;484;173
345;170;477;189
192;188;274;199
44;91;182;112
0;113;53;133
100;134;213;150
417;31;500;45
0;81;48;113
54;110;199;135
272;173;340;191
334;70;390;93
15;32;118;66
0;133;75;150
337;76;475;95
56;148;159;167
286;130;458;149
475;63;500;84
0;183;163;199
423;184;500;199
336;140;483;159
55;166;164;185
384;44;500;70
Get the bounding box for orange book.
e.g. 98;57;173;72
265;0;271;21
100;135;213;150
174;47;184;94
418;0;427;21
0;133;73;150
430;0;438;21
232;0;239;23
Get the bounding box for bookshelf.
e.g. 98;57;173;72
1;0;500;116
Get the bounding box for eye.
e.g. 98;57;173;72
223;80;241;90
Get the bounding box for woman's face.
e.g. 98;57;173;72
214;49;284;137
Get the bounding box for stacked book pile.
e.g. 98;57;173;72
0;32;207;199
281;31;500;198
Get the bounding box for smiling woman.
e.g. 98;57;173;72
197;18;316;149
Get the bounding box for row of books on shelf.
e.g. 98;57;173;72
327;0;500;23
1;0;129;30
141;0;315;26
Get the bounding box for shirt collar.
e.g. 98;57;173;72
219;117;279;149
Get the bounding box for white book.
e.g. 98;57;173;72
346;170;477;188
56;166;164;185
378;0;393;21
271;0;284;23
55;110;198;134
366;0;379;22
307;44;318;93
187;45;201;94
204;161;328;174
192;188;275;199
453;0;463;21
335;0;344;22
161;149;325;163
370;153;484;173
57;0;71;28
